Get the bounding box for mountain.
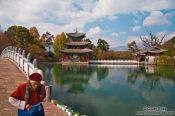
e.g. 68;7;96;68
110;42;143;51
162;36;175;56
110;45;128;51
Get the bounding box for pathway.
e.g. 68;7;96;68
0;59;68;116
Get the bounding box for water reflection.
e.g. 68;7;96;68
51;64;109;94
145;65;156;74
40;64;175;93
127;66;145;84
127;65;175;91
38;64;175;116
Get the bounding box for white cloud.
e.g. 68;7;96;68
140;31;175;44
143;11;171;26
111;32;126;37
87;28;128;48
87;26;102;36
0;0;93;35
111;32;119;37
156;31;175;43
126;31;175;47
1;0;175;52
132;25;141;32
142;0;175;11
0;0;174;44
126;36;142;44
108;15;118;21
86;26;103;45
92;0;175;19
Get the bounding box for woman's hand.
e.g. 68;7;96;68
25;104;31;111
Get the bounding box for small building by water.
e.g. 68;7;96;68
133;46;167;64
60;30;92;63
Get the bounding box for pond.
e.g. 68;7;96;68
39;63;175;116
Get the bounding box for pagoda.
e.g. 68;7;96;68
60;30;92;63
133;46;167;64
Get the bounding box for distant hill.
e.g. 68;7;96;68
110;42;143;51
110;45;128;51
163;36;175;45
162;36;175;56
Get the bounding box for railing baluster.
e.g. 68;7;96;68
0;46;43;80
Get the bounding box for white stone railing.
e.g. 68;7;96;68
89;60;139;65
0;46;77;115
0;46;40;79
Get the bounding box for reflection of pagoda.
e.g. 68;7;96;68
60;30;92;63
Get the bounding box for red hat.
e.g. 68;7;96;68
29;73;42;81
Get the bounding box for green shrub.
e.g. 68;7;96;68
156;55;174;65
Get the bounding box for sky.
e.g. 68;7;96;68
0;0;175;49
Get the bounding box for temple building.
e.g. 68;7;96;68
134;46;167;64
60;31;92;63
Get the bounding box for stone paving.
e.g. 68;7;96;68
0;59;68;116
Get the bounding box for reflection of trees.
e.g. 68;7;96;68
156;66;175;83
38;63;53;85
41;63;110;94
127;66;145;84
96;67;109;81
68;83;84;93
52;64;110;94
144;66;175;88
53;64;95;94
141;75;163;91
53;64;62;85
127;65;175;91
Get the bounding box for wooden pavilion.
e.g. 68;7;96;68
60;31;92;63
134;46;166;64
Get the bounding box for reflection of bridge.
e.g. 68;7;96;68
0;46;67;116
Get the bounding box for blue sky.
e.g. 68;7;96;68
0;0;175;49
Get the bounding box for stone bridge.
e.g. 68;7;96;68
0;46;68;116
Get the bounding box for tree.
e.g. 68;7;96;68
140;31;165;47
128;41;138;53
45;32;54;47
5;25;31;46
97;38;109;51
29;27;40;42
38;35;46;48
0;31;10;53
41;32;54;52
84;38;96;50
0;25;2;32
53;32;67;59
162;36;175;56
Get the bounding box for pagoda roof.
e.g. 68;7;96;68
134;46;167;55
66;32;86;38
64;41;90;46
60;48;92;53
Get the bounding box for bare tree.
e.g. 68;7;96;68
140;31;165;47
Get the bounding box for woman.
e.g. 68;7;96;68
9;70;46;116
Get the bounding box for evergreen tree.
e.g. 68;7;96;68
128;41;138;53
97;38;109;51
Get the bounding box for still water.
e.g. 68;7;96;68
39;63;175;116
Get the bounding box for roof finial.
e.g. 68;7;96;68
75;27;78;33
